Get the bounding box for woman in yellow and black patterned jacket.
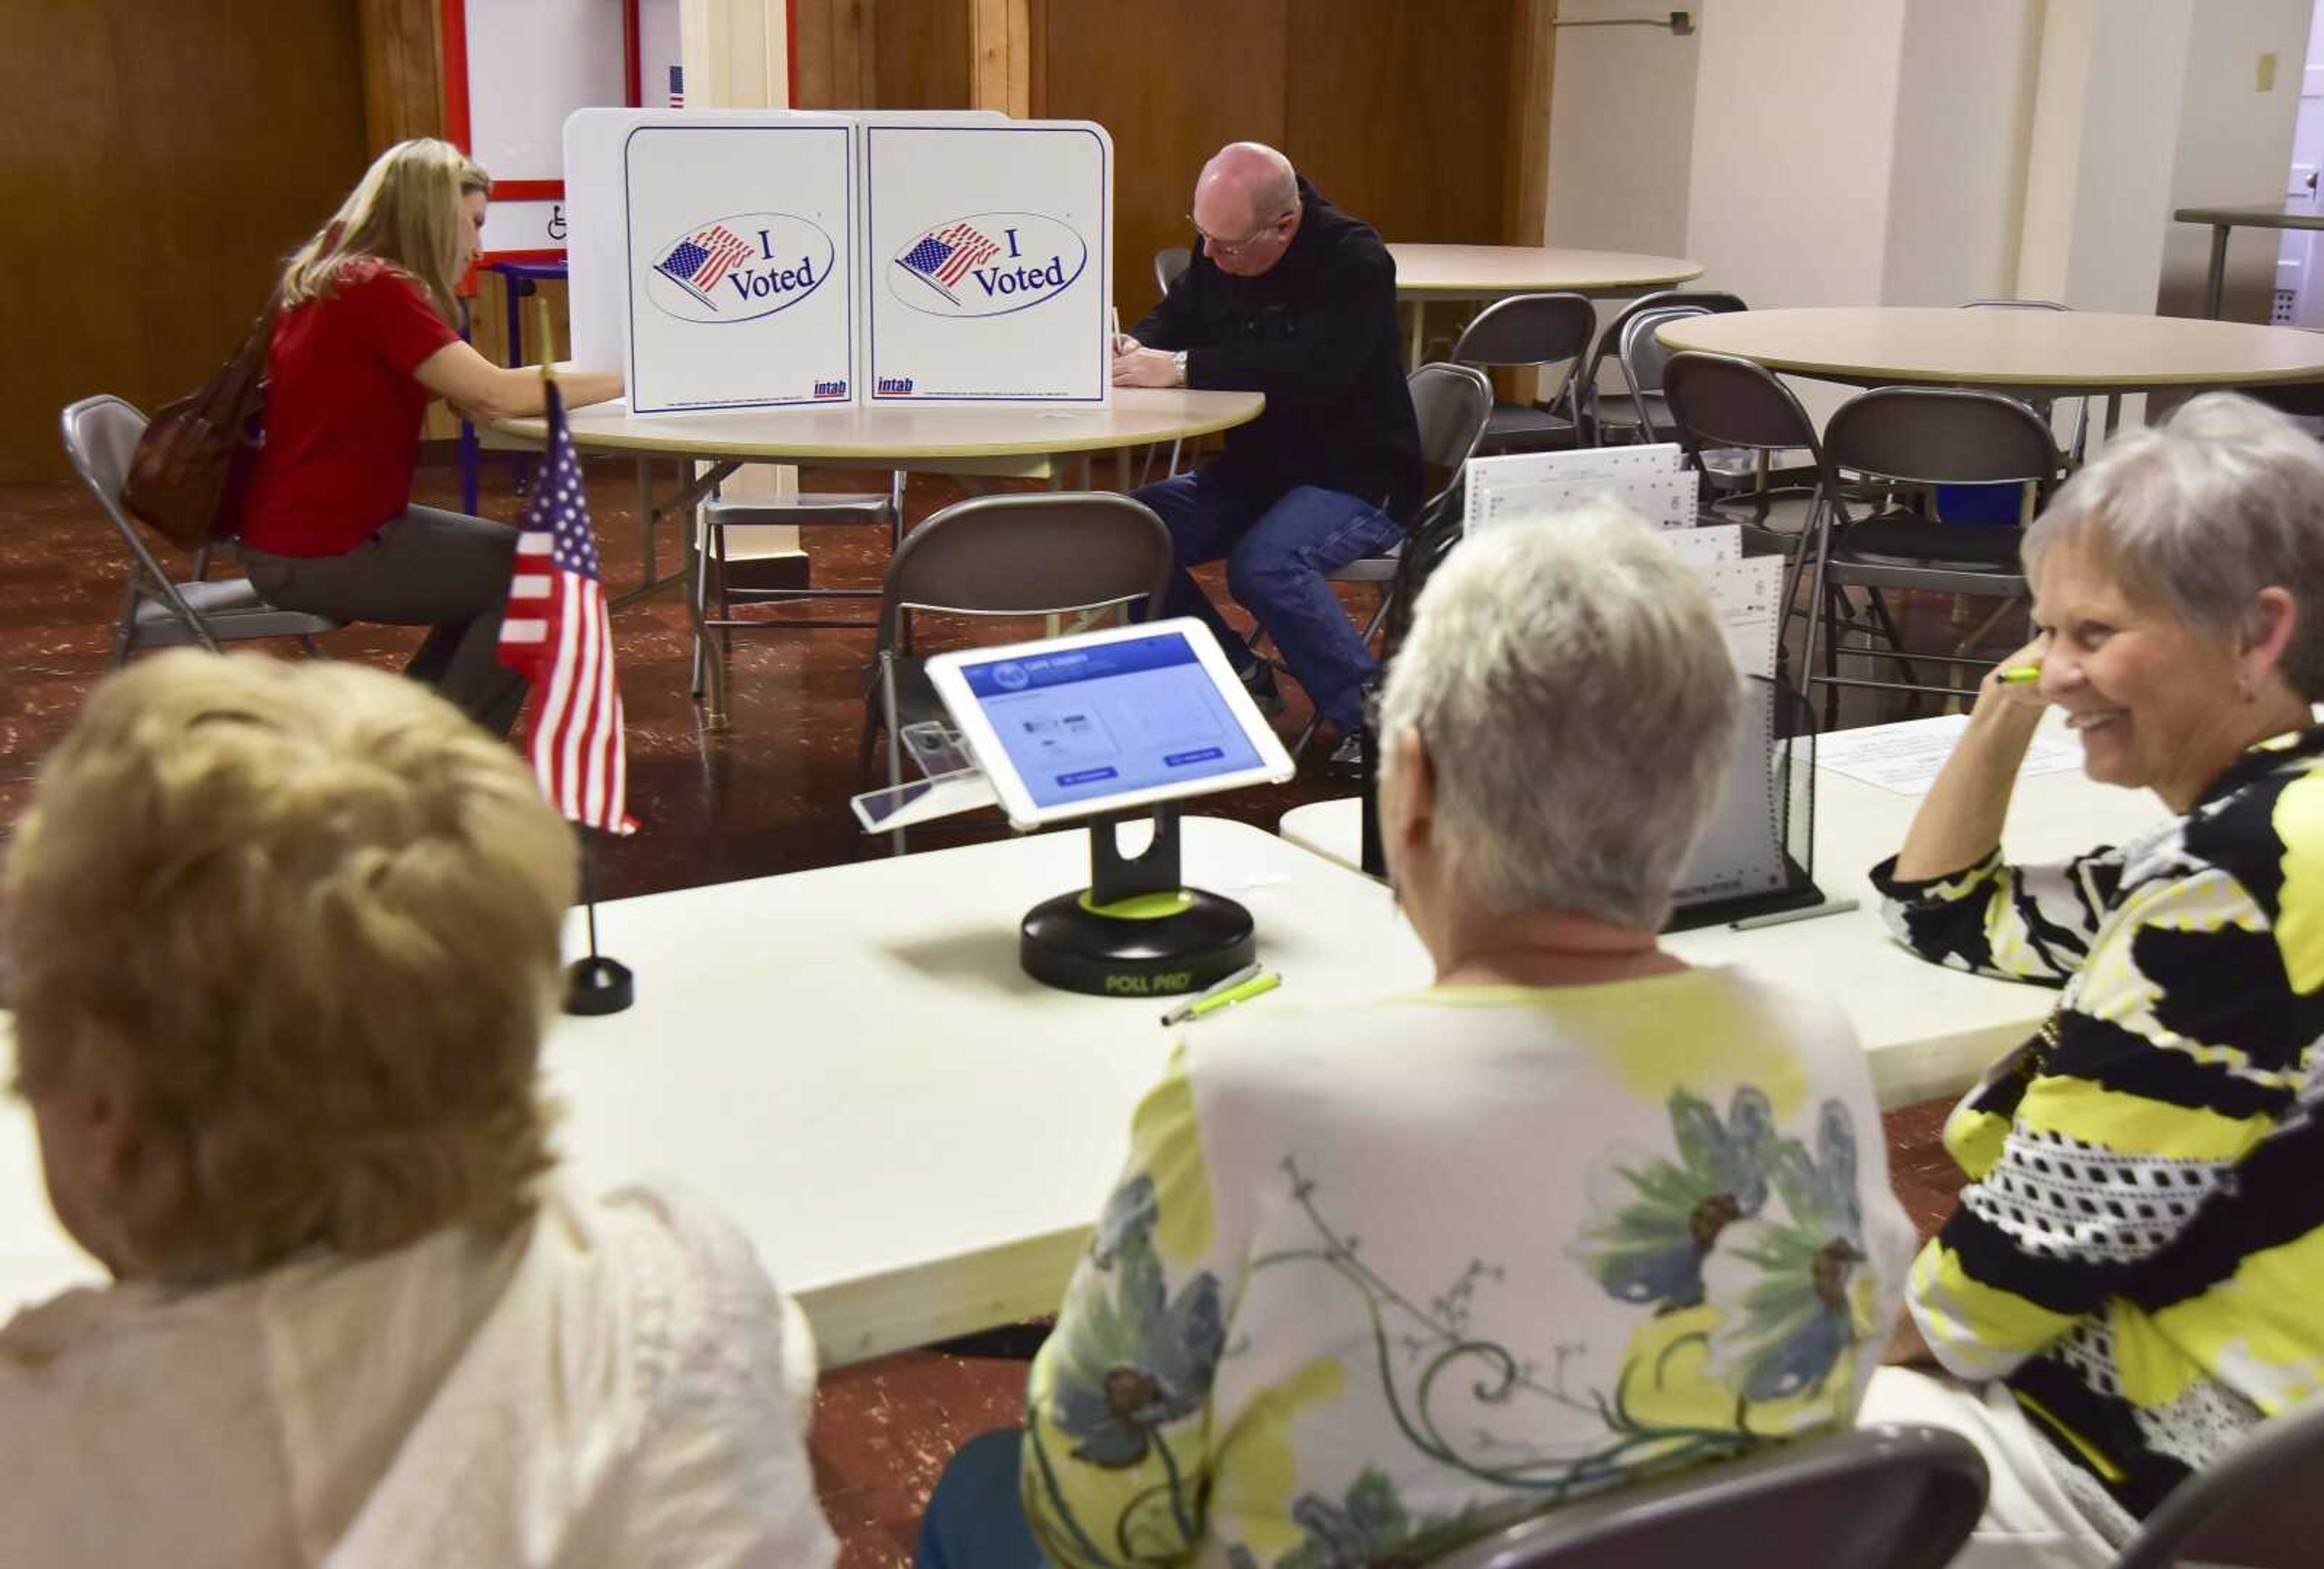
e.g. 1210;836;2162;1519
1860;392;2324;1569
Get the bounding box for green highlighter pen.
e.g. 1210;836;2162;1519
1178;972;1282;1024
1998;662;2043;684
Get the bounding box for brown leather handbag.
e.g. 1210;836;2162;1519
122;291;280;550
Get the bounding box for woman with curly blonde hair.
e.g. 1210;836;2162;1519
237;137;623;735
0;653;833;1568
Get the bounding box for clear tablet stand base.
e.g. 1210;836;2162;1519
1020;805;1255;998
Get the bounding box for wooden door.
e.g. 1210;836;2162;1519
1;2;370;483
1034;0;1292;325
1033;0;1518;327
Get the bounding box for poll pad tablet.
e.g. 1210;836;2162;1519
925;619;1295;832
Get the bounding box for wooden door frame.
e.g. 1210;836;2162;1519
971;0;1031;116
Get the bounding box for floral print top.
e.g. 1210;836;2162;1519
1019;969;1916;1567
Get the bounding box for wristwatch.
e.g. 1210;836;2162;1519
1172;350;1189;387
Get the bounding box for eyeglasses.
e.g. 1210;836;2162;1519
1190;209;1293;260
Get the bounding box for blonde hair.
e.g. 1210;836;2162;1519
8;652;574;1283
280;137;490;321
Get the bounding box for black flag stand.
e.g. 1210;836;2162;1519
563;831;634;1015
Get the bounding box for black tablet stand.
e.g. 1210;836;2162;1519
1019;803;1255;996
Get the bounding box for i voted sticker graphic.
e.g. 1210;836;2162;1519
647;212;833;324
889;212;1088;318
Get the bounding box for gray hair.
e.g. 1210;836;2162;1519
2025;392;2324;698
1377;499;1741;928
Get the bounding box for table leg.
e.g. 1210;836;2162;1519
2204;225;2230;320
634;458;655;588
608;455;734;728
459;419;479;515
2103;393;2123;441
1406;300;1426;367
504;273;535;496
671;464;730;731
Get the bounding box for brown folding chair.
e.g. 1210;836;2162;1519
856;492;1173;847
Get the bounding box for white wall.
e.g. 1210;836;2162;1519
1542;0;1706;256
2016;0;2193;312
1683;0;1909;308
1880;0;2044;306
2155;0;2309;321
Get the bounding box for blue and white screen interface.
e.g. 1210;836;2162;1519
960;632;1265;809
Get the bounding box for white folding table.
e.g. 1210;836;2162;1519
0;818;1431;1367
0;740;2168;1366
1279;714;2168;1113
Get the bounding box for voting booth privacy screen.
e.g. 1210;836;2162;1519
564;110;1112;412
621;120;856;413
862;122;1111;404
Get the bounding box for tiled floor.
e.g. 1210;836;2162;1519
0;455;1998;1567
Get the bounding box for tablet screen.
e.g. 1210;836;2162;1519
956;630;1267;811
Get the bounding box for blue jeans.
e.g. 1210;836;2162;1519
916;1429;1043;1569
1132;469;1402;732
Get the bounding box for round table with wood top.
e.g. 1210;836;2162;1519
1385;243;1704;363
486;387;1265;729
1655;306;2324;437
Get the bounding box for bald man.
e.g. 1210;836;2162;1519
1114;143;1422;773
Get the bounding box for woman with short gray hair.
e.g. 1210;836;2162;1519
919;502;1916;1568
1865;391;2324;1567
1377;496;1742;929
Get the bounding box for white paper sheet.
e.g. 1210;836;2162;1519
1463;443;1695;532
1808;712;2087;796
1696;552;1781;681
1672;670;1791;909
1661;524;1742;564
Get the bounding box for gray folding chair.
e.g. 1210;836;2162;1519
689;473;907;693
1282;361;1492;754
1428;1424;1988;1569
1807;384;2060;725
855;492;1173;849
1661;348;1843;648
59;395;337;667
1135;246;1200;485
1154;245;1191;295
2107;1396;2324;1569
1616;304;1724;447
1448;292;1597;453
1961;298;2090;463
1577;289;1748;446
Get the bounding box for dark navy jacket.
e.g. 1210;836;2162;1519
1134;177;1424;525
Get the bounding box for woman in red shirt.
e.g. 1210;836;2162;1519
238;138;622;735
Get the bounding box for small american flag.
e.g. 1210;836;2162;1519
668;64;684;108
654;223;752;307
896;220;1002;302
498;382;636;836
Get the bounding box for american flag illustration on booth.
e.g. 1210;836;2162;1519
497;382;637;837
654;223;753;309
895;220;1003;305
